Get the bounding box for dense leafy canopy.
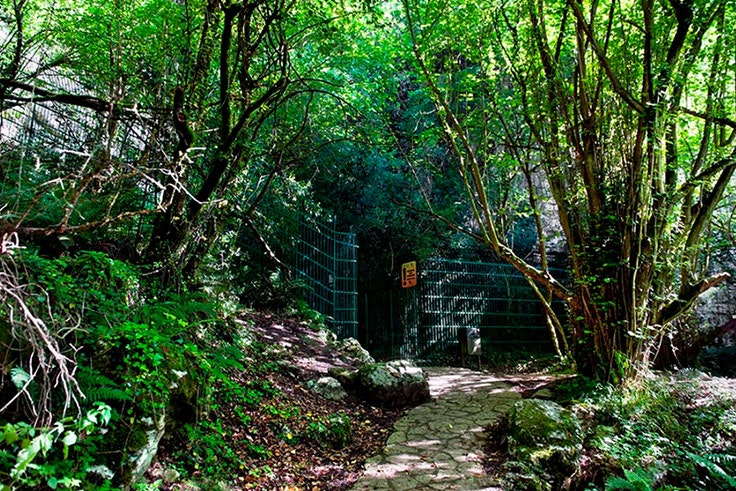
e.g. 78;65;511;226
1;0;734;426
1;0;735;488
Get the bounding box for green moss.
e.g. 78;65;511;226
507;399;584;480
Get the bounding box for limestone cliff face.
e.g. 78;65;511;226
695;249;736;333
654;248;736;370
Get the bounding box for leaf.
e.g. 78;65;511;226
62;430;77;447
10;367;31;389
38;432;54;455
2;424;19;445
11;438;41;478
687;452;736;487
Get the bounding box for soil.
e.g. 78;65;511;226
149;312;405;490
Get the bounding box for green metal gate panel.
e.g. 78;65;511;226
417;258;564;354
364;258;566;359
295;215;358;339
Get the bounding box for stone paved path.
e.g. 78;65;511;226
350;367;555;491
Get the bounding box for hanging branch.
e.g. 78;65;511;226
0;232;84;426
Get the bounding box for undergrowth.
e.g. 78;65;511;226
559;371;736;490
1;246;361;490
0;248;252;490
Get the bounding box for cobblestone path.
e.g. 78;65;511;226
350;367;554;491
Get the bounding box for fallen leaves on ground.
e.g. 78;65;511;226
150;311;403;490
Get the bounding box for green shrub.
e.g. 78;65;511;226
580;373;736;490
0;404;117;491
305;412;352;449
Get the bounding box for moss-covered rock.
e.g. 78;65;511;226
335;337;375;366
306;376;348;401
357;360;430;408
500;460;553;491
128;413;167;483
506;399;583;482
108;412;167;489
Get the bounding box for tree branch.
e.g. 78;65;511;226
566;0;645;114
658;272;731;325
679;105;736;129
6;208;160;237
0;78;114;113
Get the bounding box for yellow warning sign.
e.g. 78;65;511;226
401;261;417;288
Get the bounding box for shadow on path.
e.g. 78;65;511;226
350;367;559;491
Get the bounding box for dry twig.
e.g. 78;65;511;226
0;231;84;425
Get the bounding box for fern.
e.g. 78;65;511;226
687;452;736;488
76;366;132;402
702;453;736;468
605;477;642;491
605;468;656;491
210;344;246;372
82;386;132;403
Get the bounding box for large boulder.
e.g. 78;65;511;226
357;360;430;408
335;338;375;366
306;376;348;401
505;399;583;484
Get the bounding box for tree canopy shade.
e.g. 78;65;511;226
402;0;736;381
2;0;735;384
0;0;376;282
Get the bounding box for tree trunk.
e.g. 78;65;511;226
404;0;735;382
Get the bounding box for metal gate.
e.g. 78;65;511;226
362;258;566;359
294;215;358;339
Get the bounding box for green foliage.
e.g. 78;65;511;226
211;378;279;413
21;249;140;331
173;393;278;477
265;403;300;421
305;412;352;449
54;0;188;99
75;367;131;404
177;418;246;477
581;373;736;490
102;317;192;413
605;468;659;491
552;376;602;405
290;299;329;328
685;452;736;490
4;248;264;486
0;404;116;491
166;336;285;479
20;247;221;412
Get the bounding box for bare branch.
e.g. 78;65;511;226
679;105;736;130
658;272;731;325
0;233;84;425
